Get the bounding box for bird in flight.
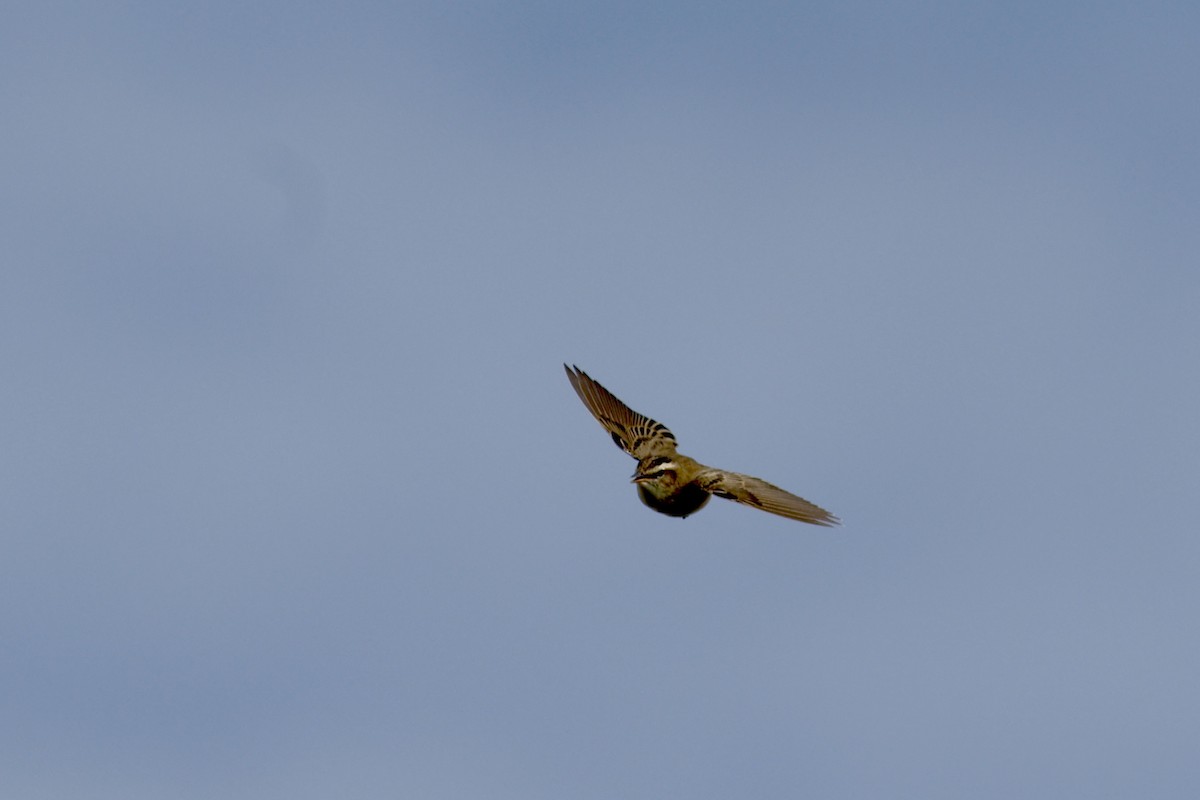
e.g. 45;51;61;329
564;365;839;526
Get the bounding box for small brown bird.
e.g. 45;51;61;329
564;365;839;526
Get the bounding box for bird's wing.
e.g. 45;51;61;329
564;365;678;459
696;468;840;526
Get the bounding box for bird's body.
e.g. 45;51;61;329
564;365;839;526
631;454;712;517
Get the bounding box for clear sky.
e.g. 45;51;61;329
4;2;1198;798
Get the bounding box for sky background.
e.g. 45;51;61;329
3;2;1199;798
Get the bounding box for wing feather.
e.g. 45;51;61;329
698;468;840;527
564;365;678;459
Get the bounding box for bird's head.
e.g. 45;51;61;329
631;456;679;486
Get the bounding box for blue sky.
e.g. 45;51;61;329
3;2;1198;798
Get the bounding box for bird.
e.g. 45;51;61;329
564;364;840;526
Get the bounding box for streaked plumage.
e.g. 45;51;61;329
564;365;840;527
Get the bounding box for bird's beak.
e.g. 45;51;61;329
630;473;646;483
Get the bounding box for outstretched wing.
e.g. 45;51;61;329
564;364;678;460
697;468;840;527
